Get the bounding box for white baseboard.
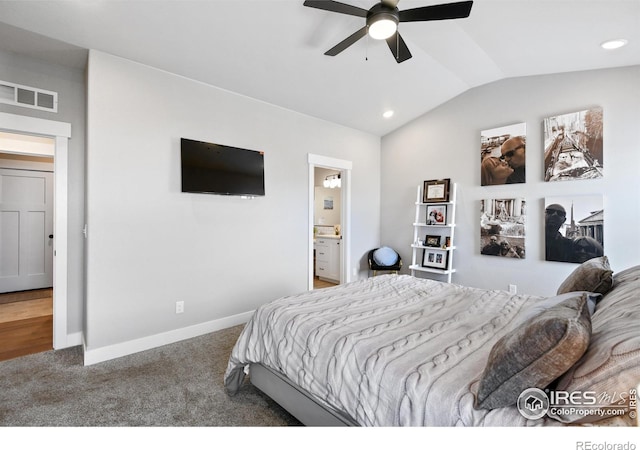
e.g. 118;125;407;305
82;310;254;366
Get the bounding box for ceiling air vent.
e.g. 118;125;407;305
0;80;58;113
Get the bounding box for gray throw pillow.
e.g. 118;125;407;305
474;293;592;410
556;256;613;296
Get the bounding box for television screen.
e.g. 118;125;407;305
181;138;265;196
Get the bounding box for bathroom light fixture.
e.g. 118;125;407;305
383;110;394;119
323;173;341;189
601;39;628;50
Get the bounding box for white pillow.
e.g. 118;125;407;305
373;247;398;266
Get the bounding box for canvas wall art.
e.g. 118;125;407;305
480;198;526;258
543;107;603;181
544;195;604;263
480;123;526;186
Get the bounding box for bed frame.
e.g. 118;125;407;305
249;363;358;426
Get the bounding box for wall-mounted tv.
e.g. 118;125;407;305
181;138;265;196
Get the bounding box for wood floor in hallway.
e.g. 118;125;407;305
0;289;53;362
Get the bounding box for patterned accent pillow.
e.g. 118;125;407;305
556;256;614;296
474;293;592;410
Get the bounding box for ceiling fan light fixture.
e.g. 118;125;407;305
367;14;398;40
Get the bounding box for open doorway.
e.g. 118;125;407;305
0;112;71;350
313;167;342;289
0;139;55;360
308;154;352;291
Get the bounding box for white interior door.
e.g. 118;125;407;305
0;168;54;293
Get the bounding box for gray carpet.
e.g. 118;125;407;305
0;324;301;426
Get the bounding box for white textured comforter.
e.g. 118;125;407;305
224;275;566;426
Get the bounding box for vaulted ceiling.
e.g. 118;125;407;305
0;0;638;136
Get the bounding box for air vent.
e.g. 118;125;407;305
0;80;58;112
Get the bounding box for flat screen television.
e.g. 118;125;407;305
181;138;265;196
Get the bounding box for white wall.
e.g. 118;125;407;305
85;50;380;357
0;48;86;338
381;66;640;296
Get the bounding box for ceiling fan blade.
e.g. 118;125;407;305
399;0;473;22
303;0;368;17
325;26;368;56
386;32;412;63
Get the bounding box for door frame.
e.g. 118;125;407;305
0;111;71;349
308;154;352;290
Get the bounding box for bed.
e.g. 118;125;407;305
224;256;639;426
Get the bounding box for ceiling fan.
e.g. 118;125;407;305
303;0;473;63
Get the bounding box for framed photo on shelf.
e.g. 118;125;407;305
423;179;450;203
426;205;447;225
422;248;448;269
424;235;441;247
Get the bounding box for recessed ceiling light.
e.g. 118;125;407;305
601;39;628;50
383;110;394;119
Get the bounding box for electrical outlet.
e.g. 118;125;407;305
175;301;184;314
509;284;517;295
